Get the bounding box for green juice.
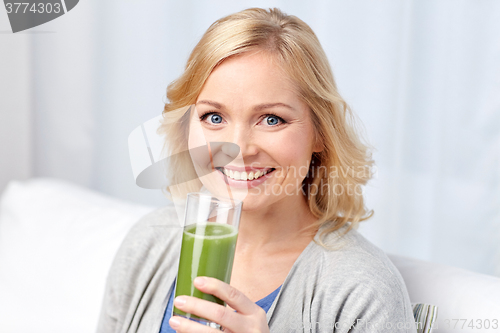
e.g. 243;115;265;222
173;223;238;319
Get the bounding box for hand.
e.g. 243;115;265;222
169;276;270;333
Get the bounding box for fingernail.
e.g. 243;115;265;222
174;296;186;306
169;317;180;328
194;277;206;286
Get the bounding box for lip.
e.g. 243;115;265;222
219;165;274;173
216;168;275;189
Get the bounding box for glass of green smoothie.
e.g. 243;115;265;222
172;192;242;329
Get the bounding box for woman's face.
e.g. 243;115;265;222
189;51;322;212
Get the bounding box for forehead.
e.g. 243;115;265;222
196;51;301;106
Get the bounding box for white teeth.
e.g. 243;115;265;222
221;168;273;181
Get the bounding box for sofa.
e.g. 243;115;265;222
1;178;499;333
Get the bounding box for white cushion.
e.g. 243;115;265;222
0;178;155;333
389;254;500;333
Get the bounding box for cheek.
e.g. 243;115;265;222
264;131;314;172
188;121;211;149
187;123;214;172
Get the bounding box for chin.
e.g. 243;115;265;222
243;193;285;211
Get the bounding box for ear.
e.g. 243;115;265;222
312;136;324;153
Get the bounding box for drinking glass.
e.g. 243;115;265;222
172;192;242;329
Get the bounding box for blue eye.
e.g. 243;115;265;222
200;112;285;127
265;115;283;126
200;112;223;124
209;114;223;124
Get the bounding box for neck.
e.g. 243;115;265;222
236;193;318;254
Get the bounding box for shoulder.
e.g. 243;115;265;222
97;205;183;331
107;205;183;293
116;204;183;264
316;225;404;285
311;226;412;310
272;226;416;332
120;204;182;249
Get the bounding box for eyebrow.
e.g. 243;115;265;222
197;100;222;109
196;100;296;112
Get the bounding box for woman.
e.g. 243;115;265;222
97;8;417;333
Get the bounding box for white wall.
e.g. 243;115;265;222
0;10;32;193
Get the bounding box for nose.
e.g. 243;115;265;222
223;124;259;161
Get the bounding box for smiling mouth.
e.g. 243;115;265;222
215;167;276;181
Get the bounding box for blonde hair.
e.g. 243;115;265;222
159;8;374;243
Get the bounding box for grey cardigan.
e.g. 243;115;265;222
96;206;417;333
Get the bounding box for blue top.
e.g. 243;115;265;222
160;280;282;333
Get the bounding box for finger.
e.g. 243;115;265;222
173;295;244;329
193;277;257;315
169;315;221;333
